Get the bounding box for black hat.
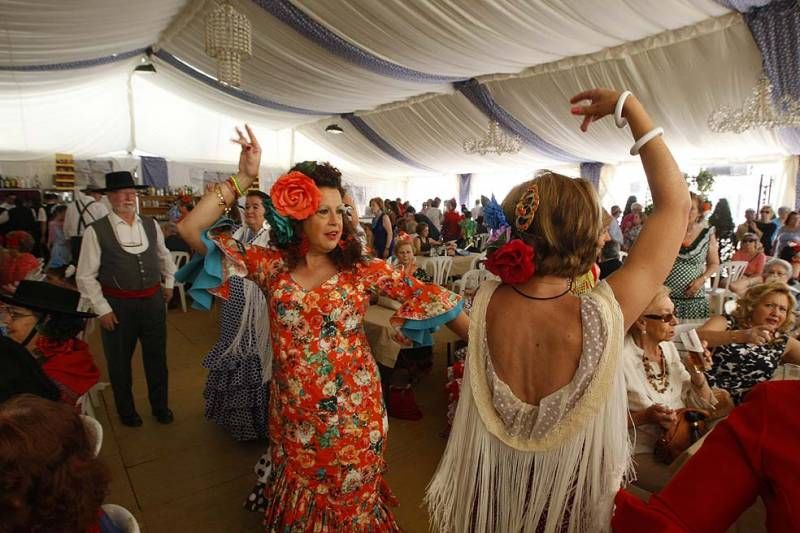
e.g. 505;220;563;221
0;281;96;318
99;171;147;192
81;182;105;194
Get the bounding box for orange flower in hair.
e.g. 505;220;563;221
270;171;322;220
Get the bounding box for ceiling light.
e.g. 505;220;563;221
134;63;156;74
325;124;344;134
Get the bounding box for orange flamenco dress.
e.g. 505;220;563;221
613;380;800;532
202;228;462;531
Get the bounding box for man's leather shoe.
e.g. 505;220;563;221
120;413;143;427
153;408;174;424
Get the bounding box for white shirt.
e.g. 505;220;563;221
64;191;109;238
0;201;13;225
424;207;442;229
622;336;692;454
472;204;483;219
76;212;176;316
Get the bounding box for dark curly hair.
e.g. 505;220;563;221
270;161;364;270
0;394;110;533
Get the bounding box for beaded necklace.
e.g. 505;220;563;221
642;345;670;393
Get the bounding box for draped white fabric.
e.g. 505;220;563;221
0;60;134;160
0;0;187;65
295;0;728;78
480;13;788;165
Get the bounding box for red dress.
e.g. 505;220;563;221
211;233;462;531
613;380;800;532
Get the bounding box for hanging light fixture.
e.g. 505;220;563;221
205;1;252;87
463;120;522;155
325;124;344;134
133;47;156;74
708;75;800;133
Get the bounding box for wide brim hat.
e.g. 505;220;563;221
81;182;105;194
98;171;147;192
0;280;96;318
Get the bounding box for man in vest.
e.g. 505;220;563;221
65;183;109;264
76;171;176;427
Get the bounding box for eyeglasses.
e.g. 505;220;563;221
761;210;771;214
643;313;676;323
0;307;35;321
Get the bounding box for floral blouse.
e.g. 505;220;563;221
207;229;461;530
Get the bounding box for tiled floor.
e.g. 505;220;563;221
88;306;450;532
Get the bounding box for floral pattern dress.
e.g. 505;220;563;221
209;230;462;531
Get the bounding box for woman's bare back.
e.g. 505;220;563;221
486;285;583;406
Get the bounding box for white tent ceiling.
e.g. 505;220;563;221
0;0;792;177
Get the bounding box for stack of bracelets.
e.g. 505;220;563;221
212;174;249;215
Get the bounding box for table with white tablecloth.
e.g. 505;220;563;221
364;304;461;367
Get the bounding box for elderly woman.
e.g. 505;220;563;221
0;394;118;532
664;193;719;320
0;280;99;407
730;257;792;296
698;282;800;404
623;286;716;492
756;205;778;255
773;210;800;258
427;88;690;532
731;232;766;278
393;236;432;283
0;230;39;288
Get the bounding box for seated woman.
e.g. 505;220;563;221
0;231;39;289
731;232;766;278
729;257;791;296
623;286;717;493
0;280;99;406
393;235;432;283
413;222;442;255
613;380;800;532
773;210;800;258
0;394;122;533
698;282;800;404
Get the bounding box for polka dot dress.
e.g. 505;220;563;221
203;227;270;442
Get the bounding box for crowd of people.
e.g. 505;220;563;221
1;87;798;532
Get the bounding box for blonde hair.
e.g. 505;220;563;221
690;192;704;223
733;281;796;333
395;240;414;254
501;171;602;278
643;286;672;315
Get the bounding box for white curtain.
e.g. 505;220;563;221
0;0;186;65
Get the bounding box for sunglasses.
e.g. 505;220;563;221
643;313;676;323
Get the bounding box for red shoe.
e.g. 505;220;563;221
388;386;423;420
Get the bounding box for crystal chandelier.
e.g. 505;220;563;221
205;1;252;87
463;120;523;155
708;76;800;133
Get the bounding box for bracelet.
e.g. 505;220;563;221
614;90;632;128
630;126;664;156
228;174;244;197
213;184;231;215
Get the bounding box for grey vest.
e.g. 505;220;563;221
93;215;161;290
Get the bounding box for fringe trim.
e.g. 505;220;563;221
426;280;632;533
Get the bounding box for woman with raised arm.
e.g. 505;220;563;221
426;89;690;533
177;126;468;531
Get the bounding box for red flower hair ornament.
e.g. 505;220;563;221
483;183;539;285
270;171;322;220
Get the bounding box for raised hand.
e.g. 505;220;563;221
232;124;261;180
569;88;623;132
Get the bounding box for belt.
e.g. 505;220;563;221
101;283;161;299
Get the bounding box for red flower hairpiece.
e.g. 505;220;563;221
485;239;536;285
270;171;322;220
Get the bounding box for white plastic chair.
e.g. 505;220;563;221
24;257;46;281
455;269;494;296
420;256;453;286
468;252;487;271
707;261;749;315
101;504;140;533
170;251;190;312
619;251;628;262
80;414;103;457
474;233;490;251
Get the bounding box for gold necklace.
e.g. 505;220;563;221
643;345;670;393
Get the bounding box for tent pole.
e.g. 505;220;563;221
126;70;137;154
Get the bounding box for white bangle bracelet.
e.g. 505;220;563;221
615;90;632;128
630;127;664;156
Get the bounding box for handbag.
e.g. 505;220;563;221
654;408;709;465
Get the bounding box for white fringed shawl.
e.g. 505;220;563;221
223;223;272;382
426;280;631;533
